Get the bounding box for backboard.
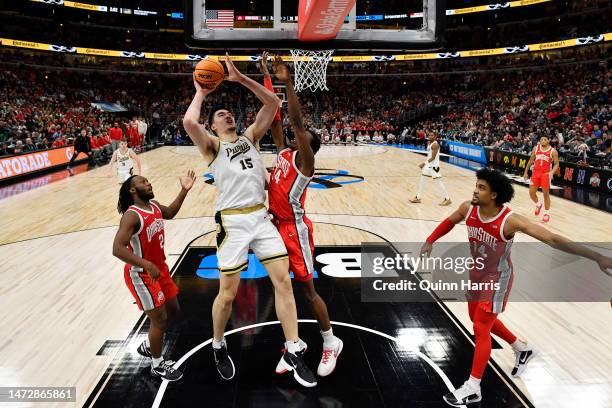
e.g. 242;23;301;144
185;0;445;52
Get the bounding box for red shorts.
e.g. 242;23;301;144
124;263;178;311
274;217;315;282
530;171;550;189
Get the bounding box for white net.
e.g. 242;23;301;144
290;49;334;93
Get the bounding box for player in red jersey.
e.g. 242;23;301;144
421;168;612;406
261;55;343;377
112;171;196;381
523;135;559;223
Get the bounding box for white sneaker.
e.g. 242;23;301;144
276;339;307;374
512;345;538;376
443;380;482;407
317;337;343;377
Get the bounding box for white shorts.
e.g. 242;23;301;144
422;165;442;179
215;204;288;274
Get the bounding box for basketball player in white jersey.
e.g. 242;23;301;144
108;138;141;183
522;135;559;222
410;131;452;206
183;54;316;387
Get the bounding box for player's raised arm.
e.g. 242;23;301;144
420;200;471;256
273;56;315;175
183;75;219;163
504;213;612;275
152;170;197;220
259;52;285;150
523;146;537;180
112;211;161;282
224;53;280;143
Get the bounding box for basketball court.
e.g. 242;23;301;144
0;144;610;407
0;1;611;407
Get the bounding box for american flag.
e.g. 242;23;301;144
205;9;234;28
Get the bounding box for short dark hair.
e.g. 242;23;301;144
476;168;514;205
207;105;231;128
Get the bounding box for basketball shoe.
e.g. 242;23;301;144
317;337;343;377
137;340;152;358
213;342;236;380
542;213;550;223
512;345;538;376
443;379;482;406
151;359;183;381
534;202;543;216
276;339;307;374
410;197;422;203
276;349;317;387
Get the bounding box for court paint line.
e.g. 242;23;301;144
150;319;465;408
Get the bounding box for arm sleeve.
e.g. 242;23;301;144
263;76;282;122
426;218;456;244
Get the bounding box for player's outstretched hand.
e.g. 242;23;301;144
225;53;244;82
193;73;216;96
597;255;612;276
180;170;197;191
259;51;270;76
273;55;290;82
145;261;161;283
420;242;433;257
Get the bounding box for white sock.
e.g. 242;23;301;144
152;356;163;368
511;339;528;352
536;200;541;207
144;338;150;348
416;176;425;199
212;337;226;350
286;340;302;354
321;328;336;348
467;375;481;388
436;179;449;200
543;209;550;215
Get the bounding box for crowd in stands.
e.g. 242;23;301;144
1;50;610;169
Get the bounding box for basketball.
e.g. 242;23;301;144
194;58;225;89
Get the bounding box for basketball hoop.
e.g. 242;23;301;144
290;49;333;92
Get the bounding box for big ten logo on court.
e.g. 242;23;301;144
190;246;362;280
202;168;364;189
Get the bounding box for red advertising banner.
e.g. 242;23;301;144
0;147;88;181
298;0;356;41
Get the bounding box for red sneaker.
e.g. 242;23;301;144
542;214;550;223
534;202;543;216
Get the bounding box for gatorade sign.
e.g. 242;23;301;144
0;147;87;181
298;0;356;41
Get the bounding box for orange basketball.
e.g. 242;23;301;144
194;58;225;89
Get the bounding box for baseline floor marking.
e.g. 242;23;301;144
151;319;464;408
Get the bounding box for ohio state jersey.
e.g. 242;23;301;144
125;202;166;271
268;148;312;222
533;144;553;174
465;204;514;313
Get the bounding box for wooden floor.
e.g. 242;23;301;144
0;145;610;407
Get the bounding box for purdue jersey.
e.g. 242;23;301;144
426;140;441;168
117;148;134;171
209;135;266;212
